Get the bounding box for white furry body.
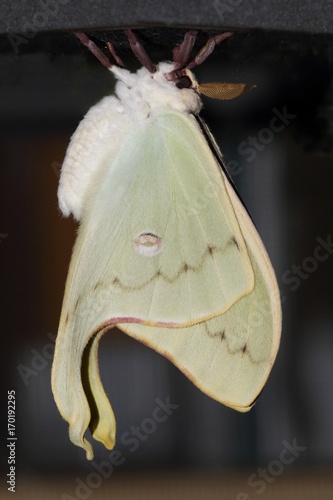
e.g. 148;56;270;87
58;63;201;220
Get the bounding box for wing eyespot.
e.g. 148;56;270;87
134;233;163;257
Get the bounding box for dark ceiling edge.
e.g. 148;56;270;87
2;23;333;37
1;0;333;36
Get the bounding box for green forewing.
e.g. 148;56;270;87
68;112;254;326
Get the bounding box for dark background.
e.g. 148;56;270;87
1;1;333;498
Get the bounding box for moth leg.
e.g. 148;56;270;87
125;30;157;73
187;31;234;69
106;41;125;67
172;30;198;70
75;32;125;69
75;32;113;69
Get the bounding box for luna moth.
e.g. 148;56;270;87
51;30;281;460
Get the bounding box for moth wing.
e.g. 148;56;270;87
52;109;281;458
120;181;281;410
60;111;255;329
